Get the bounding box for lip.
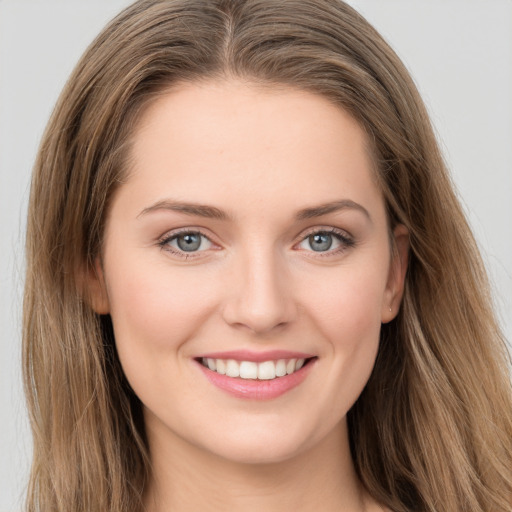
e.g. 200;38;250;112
194;355;317;400
196;349;314;362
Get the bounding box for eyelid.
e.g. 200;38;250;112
157;227;219;258
299;225;353;240
294;226;355;254
156;225;355;259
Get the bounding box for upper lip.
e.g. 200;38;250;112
195;350;315;362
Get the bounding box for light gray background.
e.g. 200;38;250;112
1;1;511;510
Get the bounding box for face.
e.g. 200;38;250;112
91;80;408;464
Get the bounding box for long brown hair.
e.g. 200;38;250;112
23;1;512;510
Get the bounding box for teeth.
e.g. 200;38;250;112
239;361;258;379
216;359;226;375
225;359;240;378
275;359;287;377
258;361;276;380
201;357;310;380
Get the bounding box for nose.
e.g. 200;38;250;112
221;248;297;335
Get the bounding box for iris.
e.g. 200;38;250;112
177;233;202;251
308;232;333;252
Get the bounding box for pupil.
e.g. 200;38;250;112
310;233;332;252
177;233;201;251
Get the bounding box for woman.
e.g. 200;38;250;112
23;1;512;511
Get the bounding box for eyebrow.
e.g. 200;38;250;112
295;199;371;221
137;200;230;220
137;198;370;222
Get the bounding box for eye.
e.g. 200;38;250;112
297;229;354;253
159;230;213;254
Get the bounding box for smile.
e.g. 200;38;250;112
200;357;306;380
195;352;317;400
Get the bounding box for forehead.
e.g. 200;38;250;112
119;79;384;222
132;79;373;163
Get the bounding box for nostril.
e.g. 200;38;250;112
220;262;298;334
221;299;297;335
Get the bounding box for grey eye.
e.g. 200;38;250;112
160;230;214;256
297;230;349;254
308;232;333;252
176;232;204;251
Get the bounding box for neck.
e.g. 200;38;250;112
143;415;371;512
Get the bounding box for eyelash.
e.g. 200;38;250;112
157;227;355;259
298;227;355;257
157;228;215;259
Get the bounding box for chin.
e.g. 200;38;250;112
209;439;308;466
195;419;334;466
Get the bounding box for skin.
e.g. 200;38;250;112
90;80;408;511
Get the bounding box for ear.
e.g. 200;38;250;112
82;258;110;315
381;224;409;323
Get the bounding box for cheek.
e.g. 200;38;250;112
301;261;388;345
105;255;219;361
104;256;224;415
295;258;386;411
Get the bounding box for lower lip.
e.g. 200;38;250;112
196;359;316;400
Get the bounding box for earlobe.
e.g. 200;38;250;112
83;258;110;315
382;224;409;323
